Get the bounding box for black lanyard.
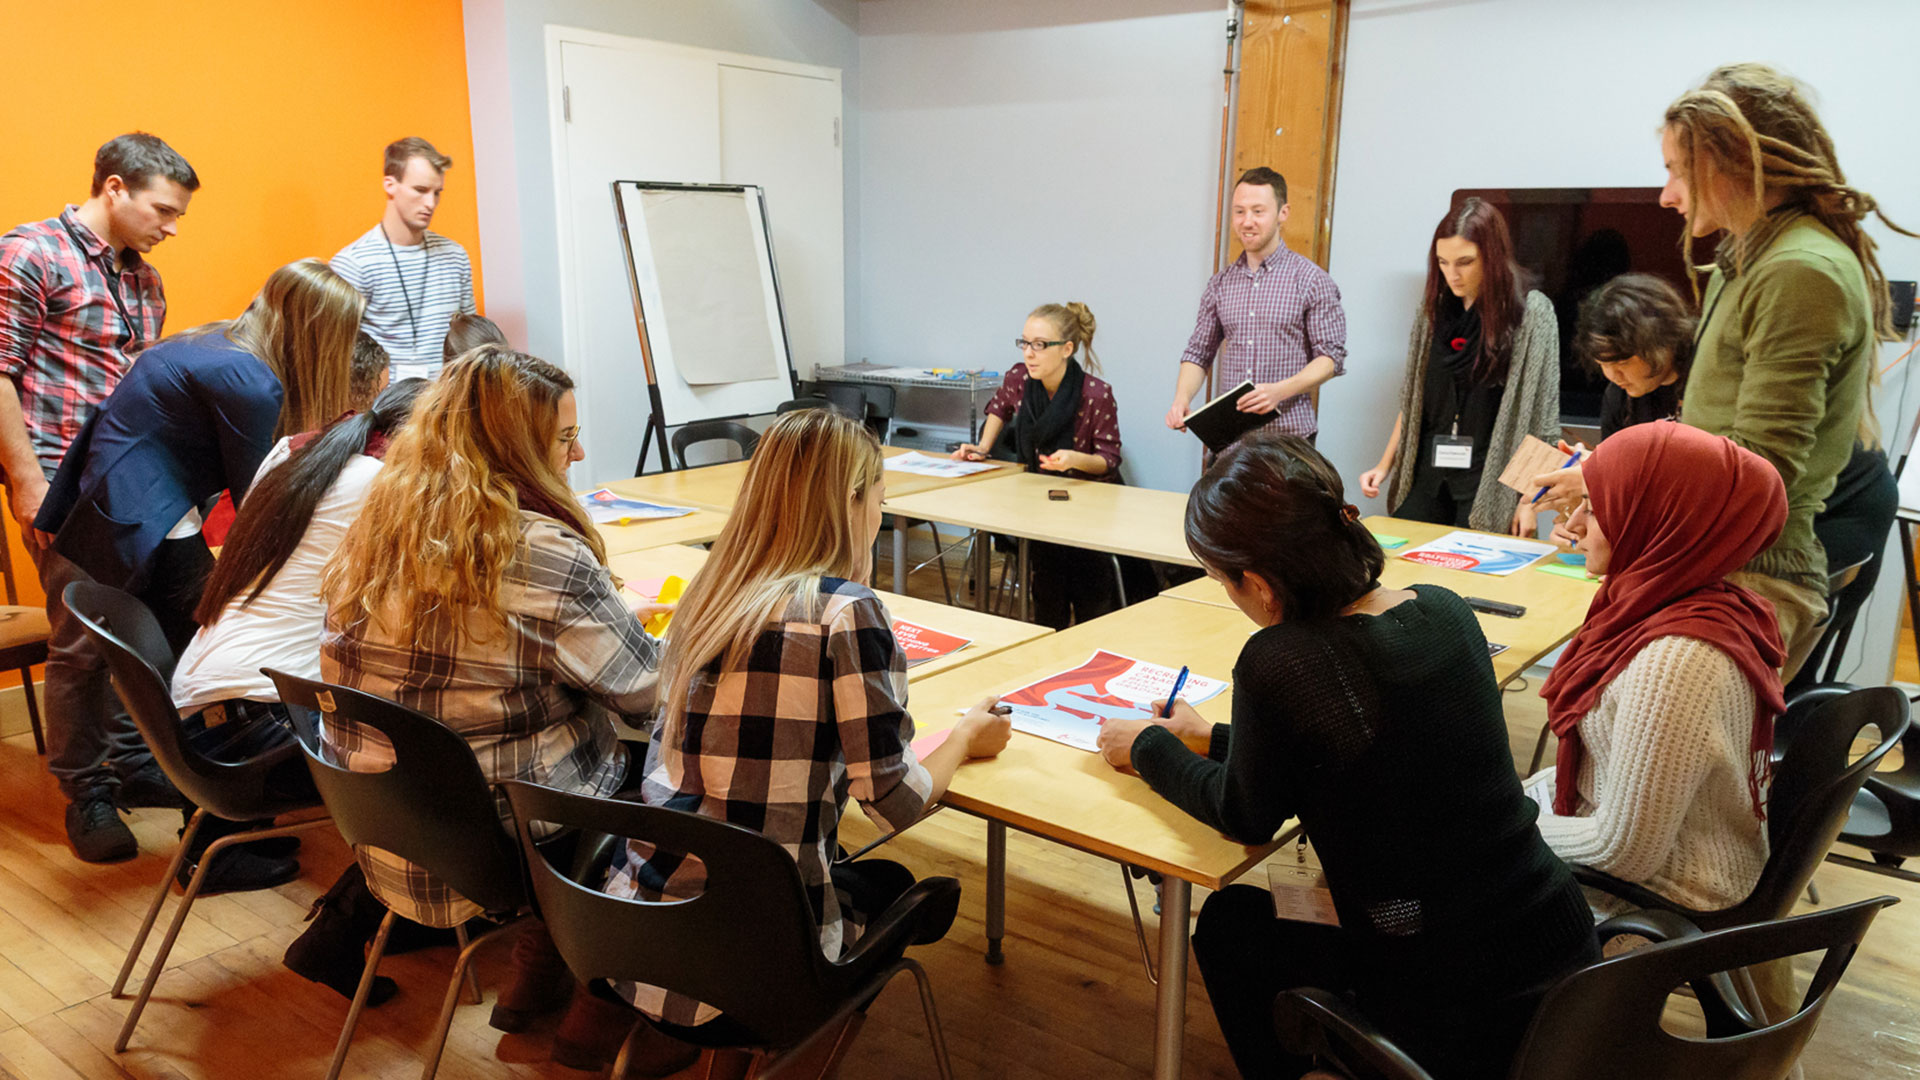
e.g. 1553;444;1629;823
382;231;429;351
60;215;144;353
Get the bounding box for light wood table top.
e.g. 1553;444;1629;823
589;510;729;556
606;545;1054;682
880;472;1199;566
907;595;1287;890
604;446;1022;514
1162;515;1598;684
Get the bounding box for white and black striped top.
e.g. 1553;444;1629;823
330;225;475;380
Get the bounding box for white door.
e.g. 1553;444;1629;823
552;34;844;477
718;64;845;382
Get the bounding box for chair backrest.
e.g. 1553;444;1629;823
671;420;760;470
65;581;291;818
500;779;855;1047
1743;686;1908;922
265;669;525;917
1511;895;1898;1080
776;396;835;416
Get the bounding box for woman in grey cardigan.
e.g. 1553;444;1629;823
1359;198;1560;533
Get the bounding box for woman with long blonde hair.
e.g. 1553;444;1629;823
601;409;1009;1070
35;258;362;880
313;346;662;1063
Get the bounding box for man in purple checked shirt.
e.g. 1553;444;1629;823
1165;167;1347;445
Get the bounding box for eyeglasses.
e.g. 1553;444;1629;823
557;425;582;449
1014;338;1068;353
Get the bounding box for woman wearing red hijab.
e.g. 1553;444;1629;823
1526;421;1788;914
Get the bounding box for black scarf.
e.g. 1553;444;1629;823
1013;359;1085;472
1431;300;1483;380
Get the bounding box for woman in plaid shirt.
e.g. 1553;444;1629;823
602;409;1010;1071
313;346;665;1061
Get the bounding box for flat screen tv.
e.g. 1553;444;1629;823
1451;187;1718;424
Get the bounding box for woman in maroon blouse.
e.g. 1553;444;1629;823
952;301;1125;627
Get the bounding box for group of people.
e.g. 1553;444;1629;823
0;58;1910;1080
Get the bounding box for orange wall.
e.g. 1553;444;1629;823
0;0;484;609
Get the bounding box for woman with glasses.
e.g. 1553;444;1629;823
951;301;1124;628
319;345;663;1069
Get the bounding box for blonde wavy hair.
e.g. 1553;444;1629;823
185;259;361;440
1665;62;1915;447
323;345;600;641
1029;301;1100;373
655;409;884;747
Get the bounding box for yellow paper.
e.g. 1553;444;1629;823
644;575;685;636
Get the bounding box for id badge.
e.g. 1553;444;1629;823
1432;434;1474;470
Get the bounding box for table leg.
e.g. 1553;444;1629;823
985;820;1006;965
1018;537;1031;623
893;517;909;595
974;532;991;614
1152;878;1191;1080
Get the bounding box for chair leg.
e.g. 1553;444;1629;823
421;920;519;1080
452;922;483;1005
327;909;398;1080
904;959;956;1080
1527;724;1553;774
922;521;956;607
113;808;209;1000
115;818;325;1051
17;665;43;754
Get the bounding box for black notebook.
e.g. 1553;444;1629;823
1184;380;1276;453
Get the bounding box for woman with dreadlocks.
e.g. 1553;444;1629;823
1538;62;1913;682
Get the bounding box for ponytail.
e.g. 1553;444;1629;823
195;378;429;625
1030;301;1100;373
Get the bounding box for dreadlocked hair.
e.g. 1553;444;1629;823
1665;62;1916;448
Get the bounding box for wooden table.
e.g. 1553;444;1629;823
606;546;1053;681
605;445;1022;514
906;596;1292;1080
588;509;729;556
1162;516;1598;686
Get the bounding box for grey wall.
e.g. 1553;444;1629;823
462;0;861;363
856;0;1231;495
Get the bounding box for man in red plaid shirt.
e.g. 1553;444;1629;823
0;133;198;862
1167;166;1347;445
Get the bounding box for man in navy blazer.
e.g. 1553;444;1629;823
34;327;282;863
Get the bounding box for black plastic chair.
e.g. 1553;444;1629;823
670;421;760;470
1274;895;1899;1080
62;582;333;1054
500;779;960;1079
1784;681;1920;885
265;669;529;1080
1574;685;1908;931
777;395;841;417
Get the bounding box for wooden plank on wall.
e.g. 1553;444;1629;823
1230;0;1350;269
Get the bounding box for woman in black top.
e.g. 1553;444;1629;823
1097;432;1598;1080
1573;273;1692;442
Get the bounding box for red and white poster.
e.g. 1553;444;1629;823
893;619;972;667
998;650;1229;752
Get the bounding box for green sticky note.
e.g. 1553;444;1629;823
1369;532;1408;549
1538;562;1597;582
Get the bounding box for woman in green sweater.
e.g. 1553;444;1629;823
1096;432;1598;1080
1537;63;1912;680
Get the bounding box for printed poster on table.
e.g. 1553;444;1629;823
578;488;697;526
883;451;999;478
999;650;1229;752
893;620;971;667
1399;530;1556;576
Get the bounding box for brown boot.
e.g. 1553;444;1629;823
551;983;642;1071
488;921;574;1032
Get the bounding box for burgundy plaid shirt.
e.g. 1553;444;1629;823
0;208;166;478
1179;247;1346;438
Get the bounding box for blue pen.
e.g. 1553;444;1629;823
1530;449;1584;505
1162;666;1190;718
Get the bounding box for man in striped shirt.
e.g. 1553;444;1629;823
330;137;475;381
1166;167;1347;444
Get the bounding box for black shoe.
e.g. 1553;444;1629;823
284;865;399;1007
66;795;137;863
179;848;300;895
118;763;188;809
181;813;302;860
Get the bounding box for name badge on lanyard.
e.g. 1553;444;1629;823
1432;425;1474;470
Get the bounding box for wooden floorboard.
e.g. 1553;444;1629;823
0;533;1908;1078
